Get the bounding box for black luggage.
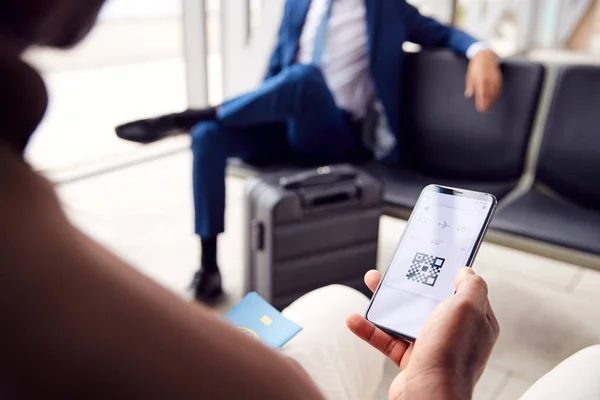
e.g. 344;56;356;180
244;164;383;310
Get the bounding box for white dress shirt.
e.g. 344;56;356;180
298;0;486;118
297;0;486;157
297;0;374;119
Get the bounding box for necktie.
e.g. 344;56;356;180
312;0;334;67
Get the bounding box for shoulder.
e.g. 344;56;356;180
0;141;56;195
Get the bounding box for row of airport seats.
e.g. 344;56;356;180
229;50;600;270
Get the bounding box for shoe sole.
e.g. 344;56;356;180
115;128;159;144
116;130;187;144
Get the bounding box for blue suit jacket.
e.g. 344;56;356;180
264;0;478;161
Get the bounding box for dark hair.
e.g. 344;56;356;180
0;3;36;43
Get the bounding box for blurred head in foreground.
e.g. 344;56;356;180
0;0;106;153
0;0;106;51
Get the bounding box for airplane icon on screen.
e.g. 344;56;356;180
438;221;450;229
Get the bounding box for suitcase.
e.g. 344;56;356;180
244;164;383;310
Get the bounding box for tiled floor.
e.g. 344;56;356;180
56;151;600;400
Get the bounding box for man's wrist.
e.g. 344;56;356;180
391;370;472;400
466;42;498;61
466;42;487;59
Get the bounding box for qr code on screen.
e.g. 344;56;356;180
406;253;445;287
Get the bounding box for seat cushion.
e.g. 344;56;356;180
491;189;600;255
364;163;516;210
229;159;517;212
227;158;292;177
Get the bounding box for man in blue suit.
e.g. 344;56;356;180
117;0;502;301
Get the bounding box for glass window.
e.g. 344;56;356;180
24;0;187;179
206;0;223;104
455;0;525;56
408;0;454;22
456;0;600;58
250;0;264;38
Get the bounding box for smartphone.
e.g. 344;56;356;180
366;185;497;342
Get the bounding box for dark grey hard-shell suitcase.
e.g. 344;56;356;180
244;164;383;310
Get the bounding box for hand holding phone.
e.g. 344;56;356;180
365;185;497;341
347;268;499;400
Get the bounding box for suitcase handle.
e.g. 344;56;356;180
279;166;358;190
301;183;361;209
251;220;265;251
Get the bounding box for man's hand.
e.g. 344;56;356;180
465;49;502;112
346;268;499;400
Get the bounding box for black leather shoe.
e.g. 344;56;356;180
115;114;185;144
190;269;223;302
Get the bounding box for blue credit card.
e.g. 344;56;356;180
225;292;303;349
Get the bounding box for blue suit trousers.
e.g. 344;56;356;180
191;64;365;238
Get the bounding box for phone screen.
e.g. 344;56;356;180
366;185;496;341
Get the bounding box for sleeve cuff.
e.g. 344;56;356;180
466;42;489;59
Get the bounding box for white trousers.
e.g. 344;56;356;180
281;285;600;400
519;345;600;400
280;285;387;400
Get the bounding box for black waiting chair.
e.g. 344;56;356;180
365;50;545;212
492;65;600;257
